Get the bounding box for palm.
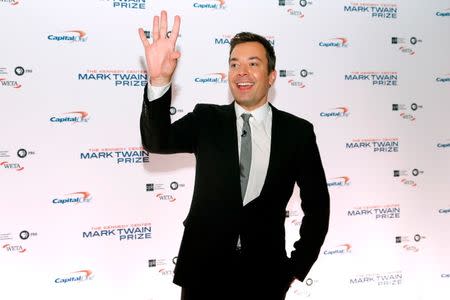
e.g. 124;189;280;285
139;11;181;86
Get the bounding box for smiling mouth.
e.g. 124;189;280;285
236;82;254;90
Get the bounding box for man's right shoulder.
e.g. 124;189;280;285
193;103;232;114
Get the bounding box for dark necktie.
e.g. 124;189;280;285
239;113;252;200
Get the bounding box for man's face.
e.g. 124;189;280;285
228;42;276;111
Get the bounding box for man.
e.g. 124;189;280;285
138;11;329;300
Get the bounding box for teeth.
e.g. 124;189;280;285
237;82;253;86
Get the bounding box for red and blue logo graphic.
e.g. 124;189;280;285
320;107;349;118
50;111;90;123
193;0;226;10
327;176;351;187
436;8;450;17
437;139;450;148
48;30;88;42
319;37;348;48
194;72;227;84
436;73;450;83
54;270;94;284
323;243;352;255
52;192;92;205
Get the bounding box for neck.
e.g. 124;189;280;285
236;99;268;112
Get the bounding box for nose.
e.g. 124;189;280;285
237;65;248;76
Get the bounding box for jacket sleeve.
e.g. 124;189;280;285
140;85;198;154
290;124;330;282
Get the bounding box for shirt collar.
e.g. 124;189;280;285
234;101;271;124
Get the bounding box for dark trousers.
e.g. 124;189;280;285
180;249;290;300
181;286;288;300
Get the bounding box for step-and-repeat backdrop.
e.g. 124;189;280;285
1;1;449;299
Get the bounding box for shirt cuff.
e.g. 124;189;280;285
147;82;171;101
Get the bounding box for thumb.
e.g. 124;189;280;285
171;51;181;60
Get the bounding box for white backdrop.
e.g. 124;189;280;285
1;1;449;299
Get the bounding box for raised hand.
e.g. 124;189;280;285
138;11;181;86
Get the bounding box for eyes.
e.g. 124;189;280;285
230;61;259;69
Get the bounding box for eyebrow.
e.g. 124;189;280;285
229;56;263;62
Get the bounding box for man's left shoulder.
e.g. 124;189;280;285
274;106;314;131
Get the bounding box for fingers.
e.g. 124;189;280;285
150;10;181;42
160;10;168;38
152;15;160;40
138;28;150;47
170;15;181;43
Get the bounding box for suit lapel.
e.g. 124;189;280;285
221;102;244;202
259;103;283;197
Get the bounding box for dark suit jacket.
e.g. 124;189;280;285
140;86;330;289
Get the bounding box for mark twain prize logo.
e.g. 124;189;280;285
83;223;151;241
347;204;400;220
80;147;149;164
392;103;423;121
345;71;397;86
320;107;349;118
323;243;352;255
436;8;450;17
278;0;313;19
319;37;348;48
48;30;88;43
78;69;147;87
193;0;226;10
393;168;424;188
327;176;351;188
344;2;398;18
279;68;313;88
346;137;399;152
49;111;90;123
350;271;402;286
54;270;94;284
100;0;146;9
52;192;92;205
214;34;275;47
0;0;19;6
391;36;423;55
194;73;227;84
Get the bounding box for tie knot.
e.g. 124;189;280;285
241;113;252;123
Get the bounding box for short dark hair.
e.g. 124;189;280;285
229;32;276;74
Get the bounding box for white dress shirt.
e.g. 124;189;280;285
147;84;272;206
234;102;272;206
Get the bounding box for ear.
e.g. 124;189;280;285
269;70;276;87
